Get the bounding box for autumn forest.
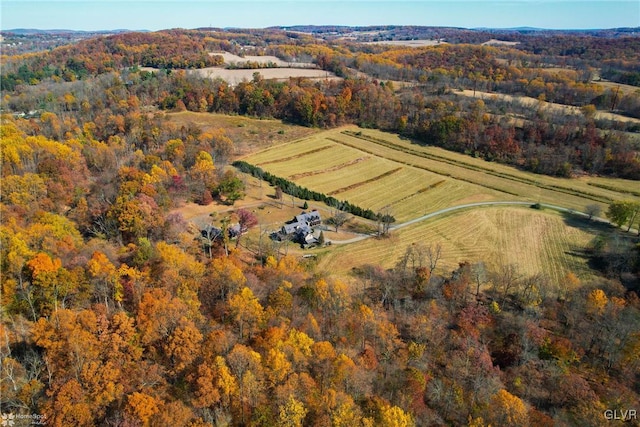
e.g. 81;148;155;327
1;26;640;426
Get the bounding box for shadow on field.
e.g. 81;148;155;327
560;211;614;234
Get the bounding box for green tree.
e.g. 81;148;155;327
606;200;640;231
217;170;245;205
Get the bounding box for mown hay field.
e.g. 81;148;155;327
238;126;636;283
338;128;640;209
242;126;640;222
243;127;509;222
316;206;600;284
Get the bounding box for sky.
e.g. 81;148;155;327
1;1;639;32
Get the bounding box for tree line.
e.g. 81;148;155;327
3;29;640;179
232;160;388;222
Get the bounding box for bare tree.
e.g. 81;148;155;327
201;224;222;259
377;207;395;236
275;186;283;209
427;243;443;277
397;243;428;273
471;261;487;301
326;211;349;232
492;264;521;305
585;204;602;221
516;273;549;308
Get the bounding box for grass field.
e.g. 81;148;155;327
166;122;640;285
242;126;640;222
315;206;602;283
455;89;640;124
167;111;319;155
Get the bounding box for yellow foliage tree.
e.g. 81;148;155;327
229;287;265;340
278;395;307;427
586;289;608;316
486;389;529;427
380;404;415;427
264;347;292;386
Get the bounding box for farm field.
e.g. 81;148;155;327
315;206;601;285
362;129;640;194
167;111;320;155
235;125;638;283
455;88;640;124
243;127;508;222
210;52;315;68
593;79;640;96
363;39;446;47
241;126;640;222
192;67;338;85
141;66;339;86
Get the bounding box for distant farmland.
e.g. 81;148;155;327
142;66;338;85
191;67;338;85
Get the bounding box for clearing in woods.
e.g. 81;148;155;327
167;111;320;155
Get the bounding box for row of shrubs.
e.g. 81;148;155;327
232;161;393;222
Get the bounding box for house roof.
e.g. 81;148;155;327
294;210;321;224
282;210;322;235
202;225;222;239
282;223;299;234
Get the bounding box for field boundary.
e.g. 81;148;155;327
587;182;640;197
328;167;402;195
257;145;333;165
388;180;446;207
288;156;370;179
327;136;520;196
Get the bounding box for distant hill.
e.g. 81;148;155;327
267;25;639;44
3;28;141;35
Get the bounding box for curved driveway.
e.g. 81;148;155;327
330;201;596;245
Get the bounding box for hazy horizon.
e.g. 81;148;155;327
2;1;639;32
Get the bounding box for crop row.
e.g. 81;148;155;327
329;136;520;196
288;156;369;180
329;167;402;195
587;182;640;197
388;180;446;207
257;145;333;165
